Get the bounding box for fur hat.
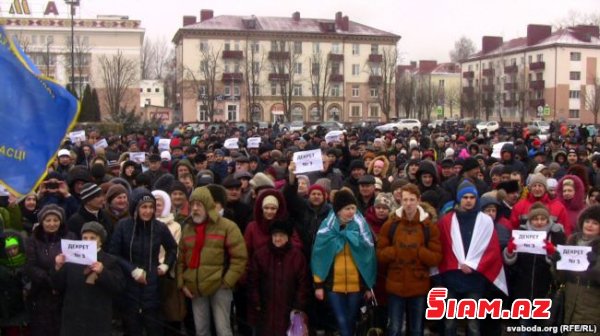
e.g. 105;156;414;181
333;189;358;214
38;204;65;223
349;160;366;172
170;180;188;195
206;184;228;207
269;219;293;236
456;180;478;202
577;204;600;231
460;158;480;175
106;184;128;204
528;202;550;221
80;183;102;203
81;221;107;243
497;180;520;194
250;172;275;190
528;173;547;190
374;192;397;211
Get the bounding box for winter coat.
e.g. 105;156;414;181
247;242;310;336
556;175;586;236
367;155;392;191
108;189;178;311
51;250;125;336
25;220;76;336
0;231;28;328
226;200;253;234
307;166;344;191
376;206;442;297
510;193;570;234
561;233;600;333
67;206;113;245
416;161;452;211
37;194;78;220
503;220;565;301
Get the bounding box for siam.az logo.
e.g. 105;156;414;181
425;288;551;320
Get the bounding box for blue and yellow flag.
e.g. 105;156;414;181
0;27;79;196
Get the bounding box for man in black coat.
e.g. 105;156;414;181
442;158;490;201
223;176;253;234
67;183;113;245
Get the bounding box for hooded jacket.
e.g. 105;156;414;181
500;143;528;178
108;188;177;310
0;231;28;327
367;155;392;191
510;192;571;236
556;175;585;235
416;161;451;211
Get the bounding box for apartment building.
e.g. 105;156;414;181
172;10;400;124
461;24;600;123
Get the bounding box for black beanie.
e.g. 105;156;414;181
333;189;358;213
170;181;188;195
269;219;293;236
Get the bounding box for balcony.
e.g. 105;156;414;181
504;65;518;74
482;68;495;77
463;86;474;95
504;82;518;91
221;72;243;82
328;53;344;62
529;61;545;71
268;51;290;60
530;80;545;90
222;50;243;59
504;100;518;107
329;74;344;82
482;84;495;92
530;99;545;108
368;54;383;63
369;75;382;85
463;71;474;79
268;73;289;81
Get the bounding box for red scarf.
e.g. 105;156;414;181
189;221;207;269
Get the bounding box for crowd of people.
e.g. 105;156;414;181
0;120;599;336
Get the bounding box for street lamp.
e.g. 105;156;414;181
64;0;79;95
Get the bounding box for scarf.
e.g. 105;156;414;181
189;220;207;269
310;210;376;288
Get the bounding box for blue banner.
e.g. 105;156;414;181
0;27;79;196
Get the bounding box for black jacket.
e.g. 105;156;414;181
67;206;113;245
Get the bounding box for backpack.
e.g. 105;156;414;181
387;218;430;247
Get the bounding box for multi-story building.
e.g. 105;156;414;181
461;24;600;123
172;10;400;124
397;60;461;120
140;80;165;107
1;0;144;119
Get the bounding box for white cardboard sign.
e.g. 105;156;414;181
129;152;146;164
247;137;261;149
556;245;592;272
293;149;323;174
69;130;86;143
224;138;239;149
492;142;512;159
93;139;108;150
512;230;546;255
158;139;171;152
325;130;344;144
61;239;97;266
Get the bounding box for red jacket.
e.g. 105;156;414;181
510;193;571;235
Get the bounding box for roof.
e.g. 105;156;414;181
174;14;399;41
466;27;600;61
430;62;461;74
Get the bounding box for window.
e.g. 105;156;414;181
488;61;493;68
234;86;240;96
569;90;580;99
227;105;238;121
224;86;231;96
570;71;581;80
352;64;360;76
199;40;208;51
313;42;320;53
332;62;340;75
252;84;260;96
351;105;361;117
145;98;151;106
234;40;240;51
311;63;320;76
234;62;240;73
439;79;445;88
293;84;302;96
294;62;302;75
251;42;260;53
252;61;260;74
521;57;525;65
528;55;532;64
331;43;341;54
511;58;516;65
271;41;278;51
331;85;340;97
370;87;378;98
536;54;543;62
155;88;160;93
369;105;379;117
352;44;359;55
570;52;581;61
468;65;473;71
370;44;378;54
312;84;319;96
271;83;277;95
352;85;359;97
293;41;302;54
199;85;207;96
569;109;580;118
223;63;230;73
198;105;208;121
146;88;151;92
476;64;479;70
224;40;231;51
31;35;37;44
371;65;381;76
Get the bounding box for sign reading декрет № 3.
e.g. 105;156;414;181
293;149;323;174
61;239;97;266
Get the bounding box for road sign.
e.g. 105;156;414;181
436;106;443;117
543;105;551;116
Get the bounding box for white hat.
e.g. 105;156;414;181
547;178;558;190
57;149;71;158
445;148;455;157
409;139;418;149
533;164;548;175
160;151;171;161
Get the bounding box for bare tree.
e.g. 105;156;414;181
99;50;139;119
13;32;30;53
243;39;266;124
308;51;333;122
444;85;461;118
269;40;302;122
397;74;416;118
140;37;155;80
65;38;93;96
461;85;481;119
449;36;476;63
152;37;171;80
586;76;600;124
366;46;397;121
414;76;440;121
515;68;532;124
554;10;600;28
184;46;220;122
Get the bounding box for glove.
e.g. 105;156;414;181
588;251;598;267
543;239;557;256
506;237;517;255
549;251;562;263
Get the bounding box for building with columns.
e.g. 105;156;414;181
172;10;400;124
461;24;600;123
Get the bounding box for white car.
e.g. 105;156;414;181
375;122;399;132
396;119;421;130
476;121;499;133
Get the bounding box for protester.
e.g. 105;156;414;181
0;232;29;336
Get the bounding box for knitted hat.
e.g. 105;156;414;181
106;184;128;204
4;236;19;249
527;173;547;190
577;204;600;231
170;180;188;195
314;178;331;193
269;219;293;236
250;172;275;190
38;204;65;223
528;202;550;221
374;192;396;211
80;183;102;203
349;159;366;171
308;184;327;198
81;221;107;243
456;180;478;202
480;191;500;210
262;195;279;208
333;189;358;213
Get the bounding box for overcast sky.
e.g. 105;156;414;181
3;0;599;62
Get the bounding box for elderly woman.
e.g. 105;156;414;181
311;189;376;336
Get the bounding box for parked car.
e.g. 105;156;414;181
428;120;444;129
396;119;422;130
375;122;399;132
528;120;550;134
309;121;344;132
476;121;500;133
